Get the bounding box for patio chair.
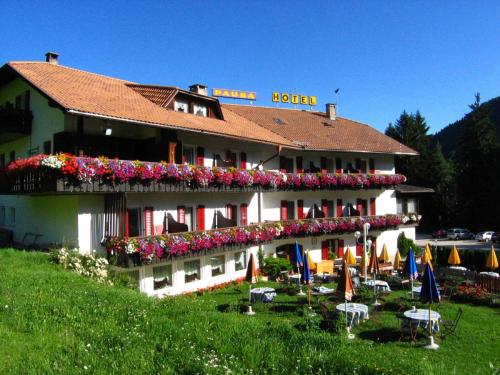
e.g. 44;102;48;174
440;307;463;339
397;313;417;343
440;284;456;302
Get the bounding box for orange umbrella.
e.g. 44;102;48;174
359;251;369;272
486;245;498;270
393;250;402;271
343;248;357;266
379;244;390;263
368;248;380;275
336;260;354;301
448;245;461;265
245;253;258;315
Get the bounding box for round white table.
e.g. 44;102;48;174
362;280;391;293
479;271;499;278
250;287;276;303
336;303;369;327
449;266;468;271
403;308;441;333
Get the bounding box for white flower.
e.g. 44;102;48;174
126;242;137;254
41;155;64;169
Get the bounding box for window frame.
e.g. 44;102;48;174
153;264;173;290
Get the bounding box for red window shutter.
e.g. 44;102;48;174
355;158;362;172
321;240;329;260
240;152;247;169
280;200;288;220
356;199;363;216
369;158;375;174
297;200;304;219
177;206;186;223
320;157;327;173
196;146;204;166
321;199;328;217
197;205;205;230
370;198;376;216
335;157;342;173
240;203;248;226
125;209;130;237
143;207;154;236
338;239;344;257
356;242;363;256
336;199;343;217
225;204;234;221
296;156;303;173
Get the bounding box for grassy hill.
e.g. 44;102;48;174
435;96;500;158
0;249;499;374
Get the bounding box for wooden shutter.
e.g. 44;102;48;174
336;199;343;217
280;200;288;220
321;199;328;217
240;152;247;169
177;206;186;223
338;239;344;257
356;242;363;256
240;203;248;226
296;156;303;173
143;207;154;236
320;157;327;173
369;158;375;174
196;146;204;166
125;209;130;237
355;158;362;172
197;205;205;230
321;240;329;260
297;200;304;219
370;198;376;216
168;142;177;164
357;199;364;216
335;157;342;173
226;204;236;222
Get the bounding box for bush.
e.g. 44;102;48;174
397;232;419;257
262;257;292;280
52;247;110;284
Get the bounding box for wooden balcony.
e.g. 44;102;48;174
0;106;32;143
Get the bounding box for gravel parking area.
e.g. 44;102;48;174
416;234;494;251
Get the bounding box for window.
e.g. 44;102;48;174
193;104;207;117
182;145;195;165
210;255;225;277
8;207;15;226
407;198;417;213
43;141;51;155
184;259;201;283
9;151;15;163
153;265;173;290
127;208;142;237
397;199;403;214
281;200;295;220
0;206;5;225
234;251;246;271
0;154;4;168
179;206;194;232
174;101;189;113
279;156;293;173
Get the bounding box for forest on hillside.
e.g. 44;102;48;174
385;94;500;232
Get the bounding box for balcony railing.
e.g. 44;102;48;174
0;106;32;141
1;154;406;194
104;213;418;267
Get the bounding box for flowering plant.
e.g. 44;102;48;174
104;214;407;263
4;154;406;191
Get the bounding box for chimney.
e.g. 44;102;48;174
189;83;208;96
45;52;59;65
326;103;336;120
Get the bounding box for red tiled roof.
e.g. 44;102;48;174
126;84;178;107
223;104;417;155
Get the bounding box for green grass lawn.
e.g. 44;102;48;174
0;249;498;374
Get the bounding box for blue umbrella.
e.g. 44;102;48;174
293;241;303;267
403;247;419;298
420;262;441;349
301;250;311;284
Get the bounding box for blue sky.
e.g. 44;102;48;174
1;1;499;133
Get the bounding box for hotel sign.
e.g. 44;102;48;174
272;92;317;106
212;88;257;100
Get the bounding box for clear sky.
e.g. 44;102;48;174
1;1;499;133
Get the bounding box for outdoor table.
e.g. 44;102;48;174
250;287;277;303
310;286;335;303
479;272;499;278
314;273;335;283
362;280;391;294
335;303;369;327
403;308;441;334
449;266;468;271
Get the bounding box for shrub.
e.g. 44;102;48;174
52;247;110;284
262;257;292;280
397;232;419;257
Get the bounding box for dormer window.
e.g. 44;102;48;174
174;100;188;113
193;104;207;117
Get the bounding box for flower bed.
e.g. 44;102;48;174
4;154;406;191
104;214;406;264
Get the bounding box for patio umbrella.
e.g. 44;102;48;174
336;260;355;337
359;251;369;273
379;243;390;263
403;248;419;298
448;245;461;266
393;250;402;271
307;252;317;273
421;243;433;269
420;262;441;350
343;248;357;266
486;245;498;270
368;247;381;305
301;249;312;284
245;253;258;315
293;241;305;295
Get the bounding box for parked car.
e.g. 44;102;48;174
492;232;500;243
446;228;475;240
432;229;447;238
475;231;495;242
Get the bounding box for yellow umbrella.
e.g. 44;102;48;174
421;243;433;270
308;252;317;273
343;248;357;266
486;245;498;270
393;250;402;270
359;250;369;271
448;245;461;265
379;244;390;262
